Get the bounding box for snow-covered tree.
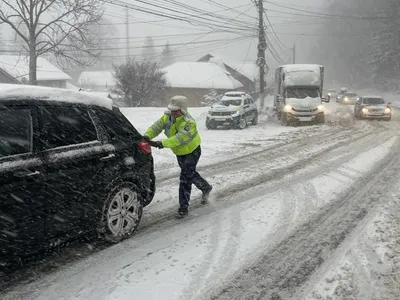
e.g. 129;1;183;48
113;59;168;107
202;88;222;106
142;36;156;61
161;42;174;67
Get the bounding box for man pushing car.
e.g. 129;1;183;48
143;95;213;218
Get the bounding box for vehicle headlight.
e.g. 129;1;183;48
385;107;391;114
328;93;331;96
317;105;324;111
362;107;368;113
344;97;349;101
231;111;239;115
284;104;292;112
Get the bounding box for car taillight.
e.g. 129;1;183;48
138;141;152;154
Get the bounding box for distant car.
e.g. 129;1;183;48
0;84;155;265
340;92;358;104
326;89;337;99
205;91;258;129
336;87;348;102
354;96;392;121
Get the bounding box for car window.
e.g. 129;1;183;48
363;98;385;105
41;106;98;149
95;108;140;141
0;109;32;158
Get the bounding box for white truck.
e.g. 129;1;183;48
274;64;330;126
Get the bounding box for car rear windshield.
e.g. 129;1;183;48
364;98;384;105
345;93;357;97
219;100;242;106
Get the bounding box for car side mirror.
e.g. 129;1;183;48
277;95;284;102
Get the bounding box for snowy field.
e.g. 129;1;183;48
3;99;400;300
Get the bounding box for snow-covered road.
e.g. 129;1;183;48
2;101;400;300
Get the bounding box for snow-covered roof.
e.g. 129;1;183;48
220;59;258;80
77;70;115;87
200;54;258;81
0;84;113;110
0;55;71;82
163;62;243;90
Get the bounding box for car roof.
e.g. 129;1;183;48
224;91;247;96
0;84;113;110
362;95;383;99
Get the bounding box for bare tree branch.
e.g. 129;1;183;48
0;0;104;84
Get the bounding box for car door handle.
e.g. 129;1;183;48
100;153;116;161
14;170;41;178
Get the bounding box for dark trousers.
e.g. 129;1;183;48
177;146;211;208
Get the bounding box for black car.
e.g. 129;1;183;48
354;96;392;120
0;85;155;264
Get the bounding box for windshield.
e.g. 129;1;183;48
364;98;384;105
344;93;357;97
286;87;320;99
219;99;242;106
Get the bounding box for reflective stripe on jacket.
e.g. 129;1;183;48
144;113;201;155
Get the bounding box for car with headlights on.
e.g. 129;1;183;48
354;96;392;120
340;92;358;105
205;92;258;129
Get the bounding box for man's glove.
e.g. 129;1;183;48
143;136;151;141
149;141;164;149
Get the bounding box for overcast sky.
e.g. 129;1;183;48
103;0;328;71
0;0;329;72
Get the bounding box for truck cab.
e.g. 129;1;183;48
274;64;330;126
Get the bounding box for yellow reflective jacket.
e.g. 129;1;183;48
144;112;201;156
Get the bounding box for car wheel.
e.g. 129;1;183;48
385;115;392;121
281;113;289;126
252;113;259;125
206;120;217;130
316;114;325;124
237;117;247;129
98;182;143;243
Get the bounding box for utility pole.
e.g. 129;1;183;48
125;7;130;62
292;44;296;64
256;0;267;110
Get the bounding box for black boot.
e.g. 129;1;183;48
176;206;189;219
201;186;213;204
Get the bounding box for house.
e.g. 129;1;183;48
0;55;71;88
162;62;243;107
77;70;115;92
197;54;258;93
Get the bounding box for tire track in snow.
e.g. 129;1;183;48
154;126;363;184
142;128;390;234
211;137;400;300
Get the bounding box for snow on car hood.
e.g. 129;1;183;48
285;97;321;109
210;104;241;112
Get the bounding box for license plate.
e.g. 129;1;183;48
223;122;231;125
298;117;313;121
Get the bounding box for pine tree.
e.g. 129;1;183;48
142;36;156;61
161;42;174;67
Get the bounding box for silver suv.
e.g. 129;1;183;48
205;92;258;130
